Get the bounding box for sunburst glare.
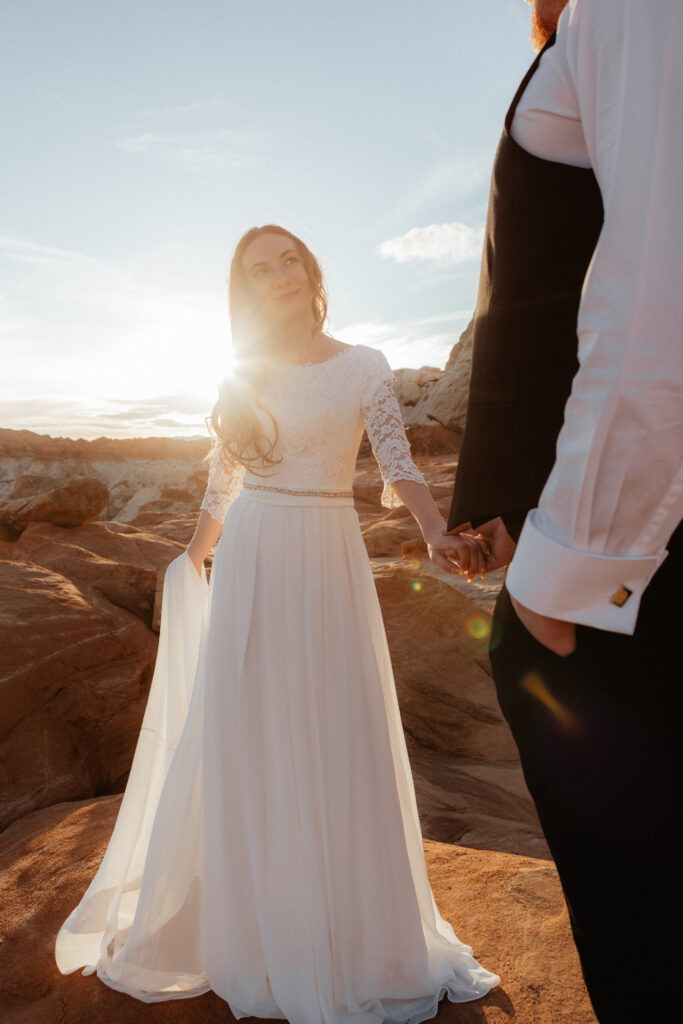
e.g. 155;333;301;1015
521;672;580;733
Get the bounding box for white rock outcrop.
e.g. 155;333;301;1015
394;319;474;431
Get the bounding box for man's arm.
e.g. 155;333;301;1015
506;0;683;636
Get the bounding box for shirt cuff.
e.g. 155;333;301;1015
505;509;669;635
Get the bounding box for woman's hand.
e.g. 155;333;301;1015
186;547;204;578
444;517;516;574
424;526;489;581
382;481;489;580
185;509;222;580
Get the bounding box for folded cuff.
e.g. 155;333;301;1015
505;509;669;634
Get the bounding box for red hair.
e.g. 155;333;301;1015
205;225;328;475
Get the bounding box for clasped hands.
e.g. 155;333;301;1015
425;516;576;657
424;515;514;581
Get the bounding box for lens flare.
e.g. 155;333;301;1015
521;672;580;732
488;618;503;653
411;581;422;592
465;615;490;641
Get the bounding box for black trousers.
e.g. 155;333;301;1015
489;525;682;1024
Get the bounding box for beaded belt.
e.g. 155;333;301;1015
243;482;354;498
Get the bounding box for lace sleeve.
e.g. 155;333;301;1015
360;351;429;508
199;438;246;524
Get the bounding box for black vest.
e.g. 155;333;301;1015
448;33;604;542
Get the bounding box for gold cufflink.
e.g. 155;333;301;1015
610;585;633;607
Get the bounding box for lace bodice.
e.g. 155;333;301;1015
199;344;428;523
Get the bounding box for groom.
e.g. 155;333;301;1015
447;1;683;1021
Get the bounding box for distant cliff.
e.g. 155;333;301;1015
0;329;600;1024
394;318;474;431
0;320;474;532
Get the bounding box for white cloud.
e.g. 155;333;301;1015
334;310;473;371
0;395;210;439
1;234;474;439
378;222;484;265
0;234;233;437
116;128;261;170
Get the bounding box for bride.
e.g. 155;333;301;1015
54;224;500;1022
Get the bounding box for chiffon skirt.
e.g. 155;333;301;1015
54;488;499;1023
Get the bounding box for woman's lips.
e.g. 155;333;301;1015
274;288;301;301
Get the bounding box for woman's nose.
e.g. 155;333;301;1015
272;267;291;289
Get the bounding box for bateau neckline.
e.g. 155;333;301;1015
269;344;358;369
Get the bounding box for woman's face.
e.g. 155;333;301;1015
241;233;314;327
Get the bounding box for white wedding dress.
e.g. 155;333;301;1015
54;343;499;1023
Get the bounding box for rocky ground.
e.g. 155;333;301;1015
0;797;595;1024
1;424;540;854
0;328;597;1022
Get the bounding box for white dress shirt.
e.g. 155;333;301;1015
504;0;683;634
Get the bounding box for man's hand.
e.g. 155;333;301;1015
445;517;576;655
444;516;517;574
424;526;488;581
509;593;577;657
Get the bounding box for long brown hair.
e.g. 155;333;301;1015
204;225;328;475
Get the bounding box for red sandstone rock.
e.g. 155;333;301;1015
0;520;192;829
9;521;184;624
0;424;546;855
0;428;212;525
403;423;461;455
0;425;580;1024
10;519;184;573
9;473;57;497
0;427;210;463
138;511;206;547
0;476;110;530
375;558;548;859
362;517;424;557
422;320;475;432
0;797;596;1024
0;560;157;831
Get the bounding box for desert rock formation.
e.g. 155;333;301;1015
394;319;474;431
0;338;597;1022
0;475;110;531
0;319;475;532
1;358;544;855
0;797;596;1024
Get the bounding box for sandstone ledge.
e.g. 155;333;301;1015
0;797;596;1024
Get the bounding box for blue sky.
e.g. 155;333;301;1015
1;0;533;439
